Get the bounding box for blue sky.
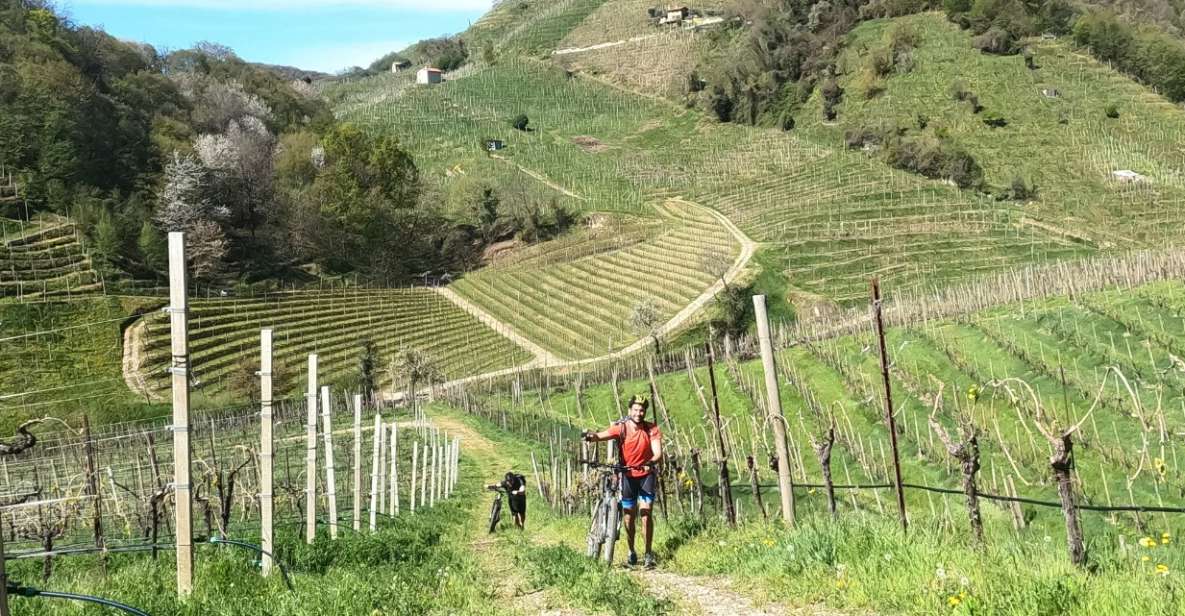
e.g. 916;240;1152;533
60;0;494;73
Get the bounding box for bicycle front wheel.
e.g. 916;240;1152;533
489;497;502;534
602;501;620;565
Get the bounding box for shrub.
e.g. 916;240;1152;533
511;114;530;131
781;115;796;131
982;115;1008;128
973;26;1016;54
845;125;886;149
1104;103;1119;119
1000;174;1038;200
916;114;929;129
821;78;844;121
856;70;886;99
884;135;984;189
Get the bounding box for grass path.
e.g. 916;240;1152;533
432;408;855;616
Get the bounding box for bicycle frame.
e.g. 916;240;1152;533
487;486;506;534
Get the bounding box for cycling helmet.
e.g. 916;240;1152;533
627;393;650;411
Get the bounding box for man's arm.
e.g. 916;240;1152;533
583;427;616;442
650;435;663;465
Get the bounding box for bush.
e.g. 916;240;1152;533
973;26;1016;54
982;115;1008;128
1104;103;1119;119
884;135;984;189
511;114;530;131
821;78;844;121
845;125;886;149
856;70;886;99
1000;174;1038;200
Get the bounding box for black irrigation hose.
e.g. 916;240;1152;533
741;482;1185;514
209;537;294;592
8;584;152;616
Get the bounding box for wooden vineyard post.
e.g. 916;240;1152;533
259;329;275;575
369;414;382;532
0;512;8;616
389;423;398;515
353;395;362;532
82;415;105;570
704;342;736;527
429;438;437;508
410;442;419;512
305;354;318;544
746;456;767;520
420;438;429;508
871;280;908;532
377;423;386;516
321;386;339;539
753;295;796;525
167;231;194;596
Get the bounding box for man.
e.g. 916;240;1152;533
583;394;663;569
487;471;527;530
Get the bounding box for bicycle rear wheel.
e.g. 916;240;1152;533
489;497;502;534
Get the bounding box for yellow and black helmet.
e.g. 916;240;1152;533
627;393;650;411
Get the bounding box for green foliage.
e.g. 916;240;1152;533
883;133;985;188
511;113;530;131
518;544;673;615
1104;102;1120;118
1073;10;1185;102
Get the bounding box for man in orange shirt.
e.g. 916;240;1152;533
583;394;663;568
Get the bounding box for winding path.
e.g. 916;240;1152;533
431;193;758;374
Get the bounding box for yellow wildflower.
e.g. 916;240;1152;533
835;579;848;590
1154;458;1167;477
948;595;962;607
1156;564;1169;575
1142;556;1151;562
966;385;980;403
1140;536;1157;548
1162;532;1172;545
763;539;775;547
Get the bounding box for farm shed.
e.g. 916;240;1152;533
417;67;443;84
660;5;690;24
391;60;411;73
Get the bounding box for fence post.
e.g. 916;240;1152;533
369;414;382;532
305;354;318;544
0;512;9;616
167;231;194;596
390;423;399;515
259;329;275;575
753;295;795;525
410;441;419;512
82;415;105;570
321;386;339;539
871;279;908;532
353;395;362;532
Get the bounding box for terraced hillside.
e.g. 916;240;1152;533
134;288;533;397
450;198;743;359
0;216;100;299
798;13;1185;248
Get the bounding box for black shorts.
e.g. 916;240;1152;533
620;473;656;508
508;494;527;516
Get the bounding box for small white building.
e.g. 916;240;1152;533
1112;169;1146;183
391;60;411;74
660;5;690;24
416;67;443;85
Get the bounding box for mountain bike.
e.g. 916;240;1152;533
487;485;506;534
580;460;645;565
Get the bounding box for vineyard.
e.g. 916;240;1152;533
1;217;100;300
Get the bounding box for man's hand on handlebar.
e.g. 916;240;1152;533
581;430;598;442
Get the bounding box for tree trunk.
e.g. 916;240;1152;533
746;456;767;520
816;428;837;519
961;435;985;546
1052;435;1086;566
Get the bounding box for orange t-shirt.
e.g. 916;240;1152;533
606;420;661;478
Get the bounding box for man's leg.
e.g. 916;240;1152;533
623;504;638;554
640;505;653;554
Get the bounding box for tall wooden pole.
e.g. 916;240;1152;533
82;415;105;570
305;354;318;544
369;414;381;532
753;295;795;525
352;394;362;532
167;232;193;595
0;512;10;616
390;423;400;514
321;386;339;539
259;329;275;576
872;279;908;532
410;442;419;512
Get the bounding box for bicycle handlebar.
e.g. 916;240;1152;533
578;459;652;472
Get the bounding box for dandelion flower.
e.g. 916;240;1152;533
948;595;962;607
1140;537;1157;548
763;539;775;547
1162;532;1171;545
1142;556;1151;562
1156;564;1169;576
835;579;848;590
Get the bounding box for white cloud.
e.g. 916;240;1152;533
71;0;493;10
283;39;409;73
